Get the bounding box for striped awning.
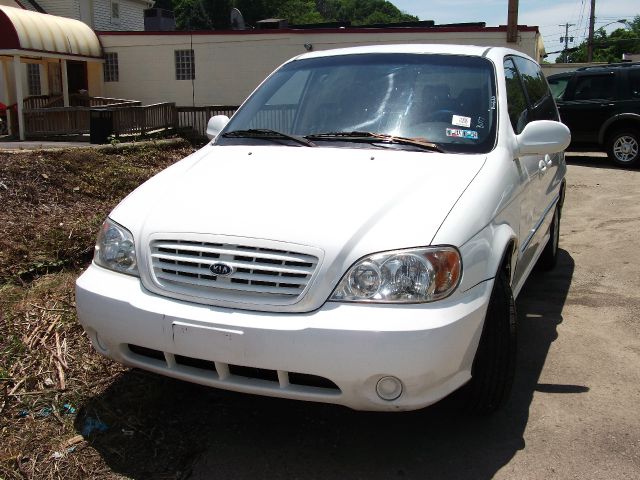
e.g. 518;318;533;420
0;5;102;59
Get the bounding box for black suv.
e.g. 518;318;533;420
548;62;640;166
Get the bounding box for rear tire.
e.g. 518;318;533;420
606;130;639;167
458;269;516;414
538;206;560;271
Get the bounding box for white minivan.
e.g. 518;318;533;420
76;44;570;413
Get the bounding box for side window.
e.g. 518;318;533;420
573;74;616;100
512;57;548;106
629;70;640;100
504;58;529;134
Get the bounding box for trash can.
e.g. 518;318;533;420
89;109;113;144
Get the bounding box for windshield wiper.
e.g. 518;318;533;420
222;129;316;147
305;131;443;152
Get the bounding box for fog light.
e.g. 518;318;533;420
376;376;403;401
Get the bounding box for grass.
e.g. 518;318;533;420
0;140;198;479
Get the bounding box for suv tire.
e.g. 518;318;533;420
606;130;640;167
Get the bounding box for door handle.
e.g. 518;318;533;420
545;154;553;167
538;160;547;174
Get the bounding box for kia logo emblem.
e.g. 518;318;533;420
210;262;234;276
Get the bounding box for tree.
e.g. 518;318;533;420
559;14;640;63
170;0;417;30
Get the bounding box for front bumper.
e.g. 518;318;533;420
76;264;493;411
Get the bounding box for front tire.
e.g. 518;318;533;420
606;130;639;167
458;269;516;414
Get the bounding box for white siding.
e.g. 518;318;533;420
101;29;543;107
93;0;146;31
36;0;77;19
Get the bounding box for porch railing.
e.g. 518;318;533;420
22;102;176;138
23;94;140;109
23;107;90;136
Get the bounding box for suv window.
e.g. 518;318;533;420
548;75;570;100
504;57;529;134
629;69;640;99
573;74;616;100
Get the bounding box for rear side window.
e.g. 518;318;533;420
504;58;529;134
572;74;616;100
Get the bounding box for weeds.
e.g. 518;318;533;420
0;140;196;479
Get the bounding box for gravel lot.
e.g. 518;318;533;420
179;153;640;480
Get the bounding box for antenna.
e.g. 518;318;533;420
230;8;245;30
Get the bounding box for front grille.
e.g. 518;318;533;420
149;239;319;304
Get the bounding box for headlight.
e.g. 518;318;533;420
330;247;461;303
94;218;138;276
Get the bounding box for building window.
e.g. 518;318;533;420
27;64;41;96
175;49;195;80
111;1;120;23
104;53;119;82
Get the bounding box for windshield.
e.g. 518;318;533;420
216;53;497;153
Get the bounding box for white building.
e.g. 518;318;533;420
99;25;546;107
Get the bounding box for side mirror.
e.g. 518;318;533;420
206;115;230;140
516;120;571;156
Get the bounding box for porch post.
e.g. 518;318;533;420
61;59;69;107
1;60;11;135
13;55;25;141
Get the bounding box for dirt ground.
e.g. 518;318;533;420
2;151;639;479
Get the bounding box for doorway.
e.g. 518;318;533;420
66;61;88;95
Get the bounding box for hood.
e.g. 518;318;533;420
111;145;485;311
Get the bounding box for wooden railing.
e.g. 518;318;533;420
23;94;140;109
21;102;176;138
177;105;239;138
24;107;90;136
112;102;177;136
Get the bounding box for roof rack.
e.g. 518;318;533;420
576;61;640;71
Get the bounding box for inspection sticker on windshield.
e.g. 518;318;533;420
451;115;471;128
446;128;478;140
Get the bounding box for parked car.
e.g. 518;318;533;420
76;44;570;413
548;62;640;166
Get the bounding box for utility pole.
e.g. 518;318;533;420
587;0;596;62
559;23;575;63
507;0;519;43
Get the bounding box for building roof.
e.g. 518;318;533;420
0;5;102;59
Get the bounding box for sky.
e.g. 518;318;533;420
393;0;638;61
